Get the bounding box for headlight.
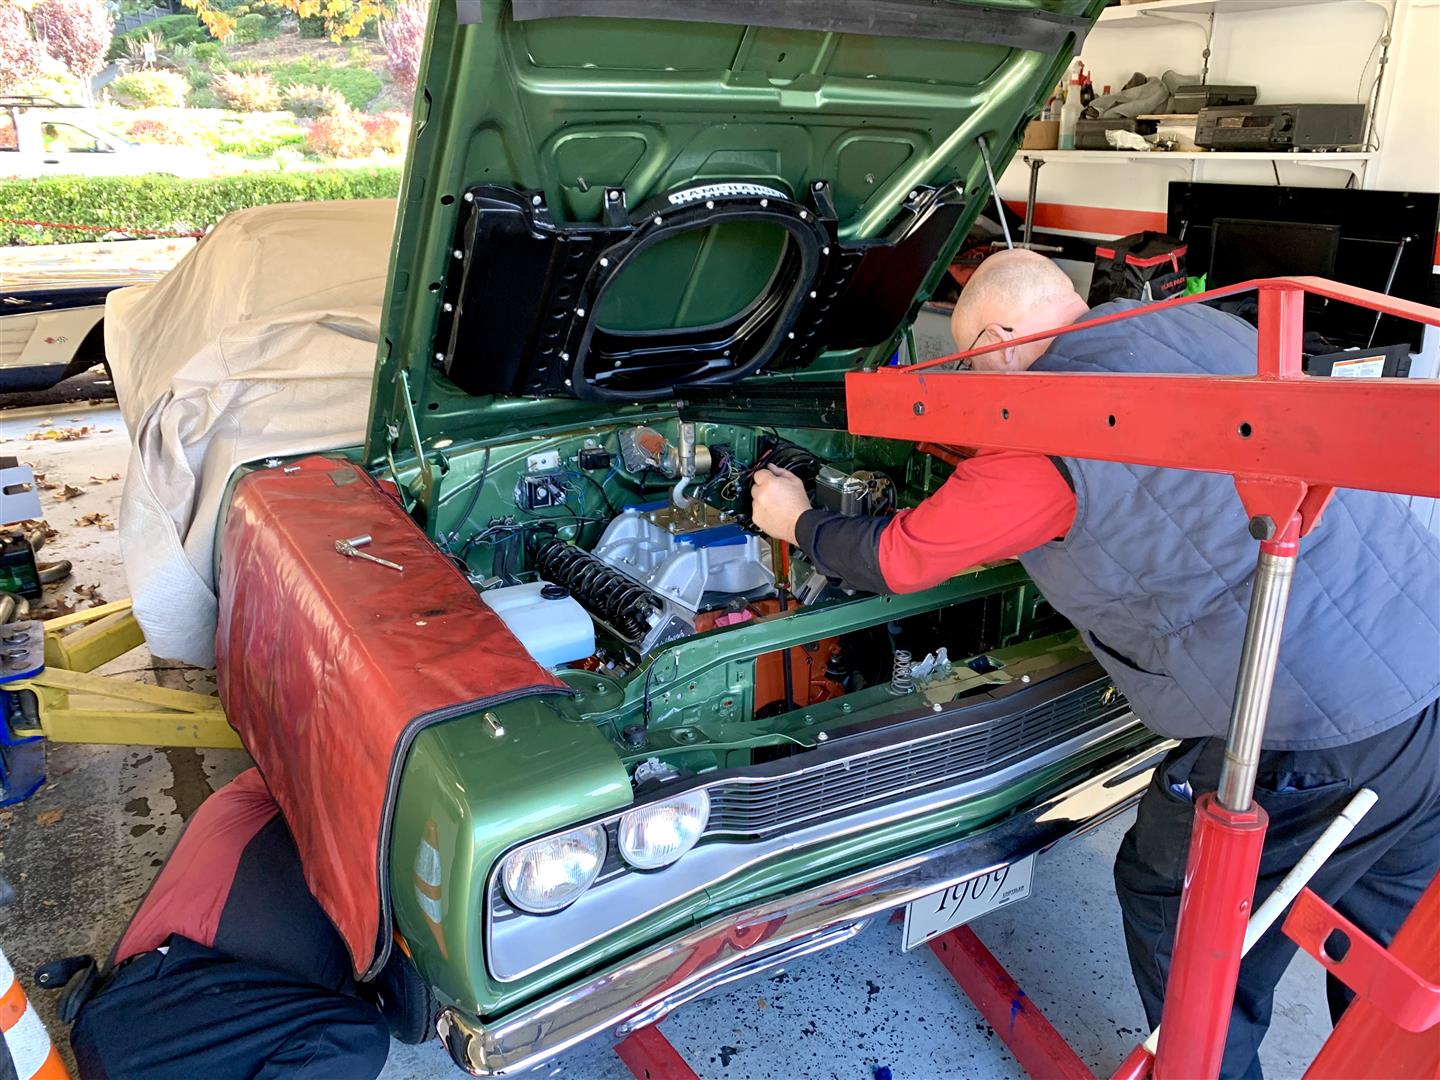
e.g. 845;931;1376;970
500;824;606;914
618;790;710;870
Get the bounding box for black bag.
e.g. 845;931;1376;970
1087;232;1188;305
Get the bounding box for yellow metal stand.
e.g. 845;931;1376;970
7;600;240;749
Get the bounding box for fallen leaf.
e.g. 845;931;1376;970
0;810;15;827
0;519;56;545
35;809;64;826
34;599;76;619
89;473;121;483
77;512;115;530
73;584;106;607
24;425;92;442
52;483;85;502
100;428;113;433
757;997;769;1010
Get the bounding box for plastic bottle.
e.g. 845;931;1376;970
1059;63;1084;150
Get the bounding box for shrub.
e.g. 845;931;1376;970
122;116;195;145
362;110;407;155
227;11;269;43
211;69;280;111
0;167;402;245
4;61;85;105
304;106;370;158
259;58;380;111
380;0;426;98
121;29;163;65
31;0;114;85
211;122;303;155
282;81;346;117
110;68;189;107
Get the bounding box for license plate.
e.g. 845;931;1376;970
901;854;1036;951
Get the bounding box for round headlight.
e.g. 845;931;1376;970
618;790;710;870
500;824;606;914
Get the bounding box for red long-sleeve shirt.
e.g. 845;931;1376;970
795;450;1077;593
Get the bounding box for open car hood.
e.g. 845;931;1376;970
368;0;1100;459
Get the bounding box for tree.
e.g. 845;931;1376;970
31;0;113;103
0;2;46;95
183;0;384;42
380;0;427;98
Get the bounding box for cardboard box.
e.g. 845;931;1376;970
1021;119;1059;150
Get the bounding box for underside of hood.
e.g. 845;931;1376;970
368;0;1101;460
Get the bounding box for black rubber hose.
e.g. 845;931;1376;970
37;560;72;585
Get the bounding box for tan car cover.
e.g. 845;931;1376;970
106;198;396;666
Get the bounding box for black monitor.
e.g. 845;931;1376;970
1168;184;1440;351
1208;218;1341;288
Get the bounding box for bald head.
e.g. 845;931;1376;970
949;249;1088;371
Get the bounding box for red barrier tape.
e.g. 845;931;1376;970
0;217;205;239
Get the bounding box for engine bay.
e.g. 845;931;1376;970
447;420;909;669
428;418;1068;752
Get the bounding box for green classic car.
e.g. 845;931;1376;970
212;1;1170;1074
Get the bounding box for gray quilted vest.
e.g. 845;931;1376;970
1019;300;1440;749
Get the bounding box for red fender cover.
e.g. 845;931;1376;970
216;457;566;978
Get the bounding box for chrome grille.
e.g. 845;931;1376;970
704;678;1126;838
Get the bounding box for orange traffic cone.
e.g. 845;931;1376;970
0;947;70;1080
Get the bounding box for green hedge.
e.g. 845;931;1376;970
109;13;213;59
0;168;402;245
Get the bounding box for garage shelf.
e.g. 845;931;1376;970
1018;150;1375;164
1097;0;1392;27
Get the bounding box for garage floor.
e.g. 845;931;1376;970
0;395;1336;1080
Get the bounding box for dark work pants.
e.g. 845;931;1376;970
1114;700;1440;1080
70;936;389;1080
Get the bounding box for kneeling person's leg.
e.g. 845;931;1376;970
71;937;388;1080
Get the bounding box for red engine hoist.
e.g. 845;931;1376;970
845;276;1440;1080
611;277;1440;1079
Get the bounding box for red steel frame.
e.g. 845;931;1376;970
606;279;1439;1080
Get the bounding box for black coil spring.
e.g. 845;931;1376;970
532;539;662;642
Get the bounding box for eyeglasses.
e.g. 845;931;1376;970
957;325;1014;370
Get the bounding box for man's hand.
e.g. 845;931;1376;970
750;465;810;546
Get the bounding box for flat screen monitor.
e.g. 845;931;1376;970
1168;184;1440;351
1208;218;1341;288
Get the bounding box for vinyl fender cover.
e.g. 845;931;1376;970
216;457;567;978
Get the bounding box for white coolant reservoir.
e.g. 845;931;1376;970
480;582;595;668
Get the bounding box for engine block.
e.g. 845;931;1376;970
589;502;774;613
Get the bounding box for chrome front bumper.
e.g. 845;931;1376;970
438;739;1170;1076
